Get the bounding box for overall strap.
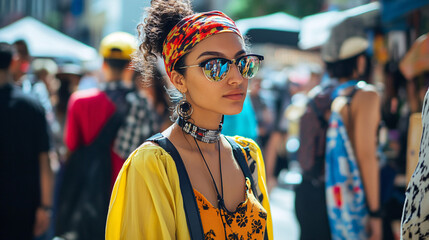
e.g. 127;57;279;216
147;133;204;240
225;136;259;199
225;136;269;240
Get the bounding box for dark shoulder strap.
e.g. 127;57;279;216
224;136;269;240
308;99;328;128
346;85;360;105
346;85;361;129
91;111;124;148
225;136;259;199
147;133;204;240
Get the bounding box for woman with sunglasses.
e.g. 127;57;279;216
105;0;273;239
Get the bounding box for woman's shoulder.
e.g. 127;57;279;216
126;142;174;172
228;136;262;155
355;83;379;99
229;135;257;146
354;83;380;109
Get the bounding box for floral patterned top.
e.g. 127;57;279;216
195;177;267;240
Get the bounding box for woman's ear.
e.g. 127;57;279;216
170;70;187;93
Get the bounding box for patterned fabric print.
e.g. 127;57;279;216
113;91;160;159
233;138;264;202
102;81;160;160
162;11;242;78
402;90;429;239
325;111;368;240
195;178;267;240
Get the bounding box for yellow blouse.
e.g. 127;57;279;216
105;136;273;240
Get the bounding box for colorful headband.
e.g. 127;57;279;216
162;11;243;78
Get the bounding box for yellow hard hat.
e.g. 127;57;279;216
99;32;136;60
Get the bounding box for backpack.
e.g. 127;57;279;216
298;83;336;181
325;85;369;240
55;112;123;240
295;84;336;240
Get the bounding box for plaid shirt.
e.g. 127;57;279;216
103;81;160;159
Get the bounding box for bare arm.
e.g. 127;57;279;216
39;152;54;209
263;131;286;192
353;90;382;239
34;152;54;236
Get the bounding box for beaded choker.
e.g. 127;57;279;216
177;116;222;143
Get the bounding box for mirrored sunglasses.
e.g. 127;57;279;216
180;54;264;82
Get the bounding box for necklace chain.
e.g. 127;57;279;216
193;138;224;204
193;138;228;239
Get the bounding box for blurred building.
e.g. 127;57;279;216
2;0;429;59
1;0;226;50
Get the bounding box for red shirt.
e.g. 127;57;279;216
64;88;124;187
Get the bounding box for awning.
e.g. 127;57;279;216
0;17;99;63
235;12;301;47
299;2;380;50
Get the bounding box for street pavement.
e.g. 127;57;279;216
269;168;301;240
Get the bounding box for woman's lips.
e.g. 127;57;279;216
223;92;244;100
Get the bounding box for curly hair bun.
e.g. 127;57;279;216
142;0;193;58
133;0;193;81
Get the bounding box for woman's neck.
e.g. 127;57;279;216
187;109;223;131
169;123;220;152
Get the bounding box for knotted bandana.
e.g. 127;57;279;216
162;11;243;78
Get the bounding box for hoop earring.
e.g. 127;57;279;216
176;95;193;120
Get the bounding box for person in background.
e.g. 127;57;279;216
294;68;337;240
55;62;83;128
401;33;429;239
105;0;273;239
249;74;276;149
63;31;158;185
0;42;53;239
139;62;172;131
401;88;429;239
263;68;313;192
54;62;83;163
56;31;159;240
323;36;382;239
24;58;59;132
10;39;31;85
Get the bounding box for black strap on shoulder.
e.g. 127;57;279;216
91;112;124;147
308;99;328;128
147;133;204;240
225;136;269;240
225;136;259;198
346;85;361;130
346;85;360;105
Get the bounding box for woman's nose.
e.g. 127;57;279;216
227;63;245;85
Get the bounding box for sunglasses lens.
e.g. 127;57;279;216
202;59;230;82
200;55;263;82
238;56;261;79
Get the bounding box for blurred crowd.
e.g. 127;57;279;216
0;32;172;240
1;8;429;240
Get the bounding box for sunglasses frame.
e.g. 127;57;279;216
179;54;264;82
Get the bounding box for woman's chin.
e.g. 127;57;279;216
222;106;244;116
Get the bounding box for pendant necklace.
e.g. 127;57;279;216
193;138;229;239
